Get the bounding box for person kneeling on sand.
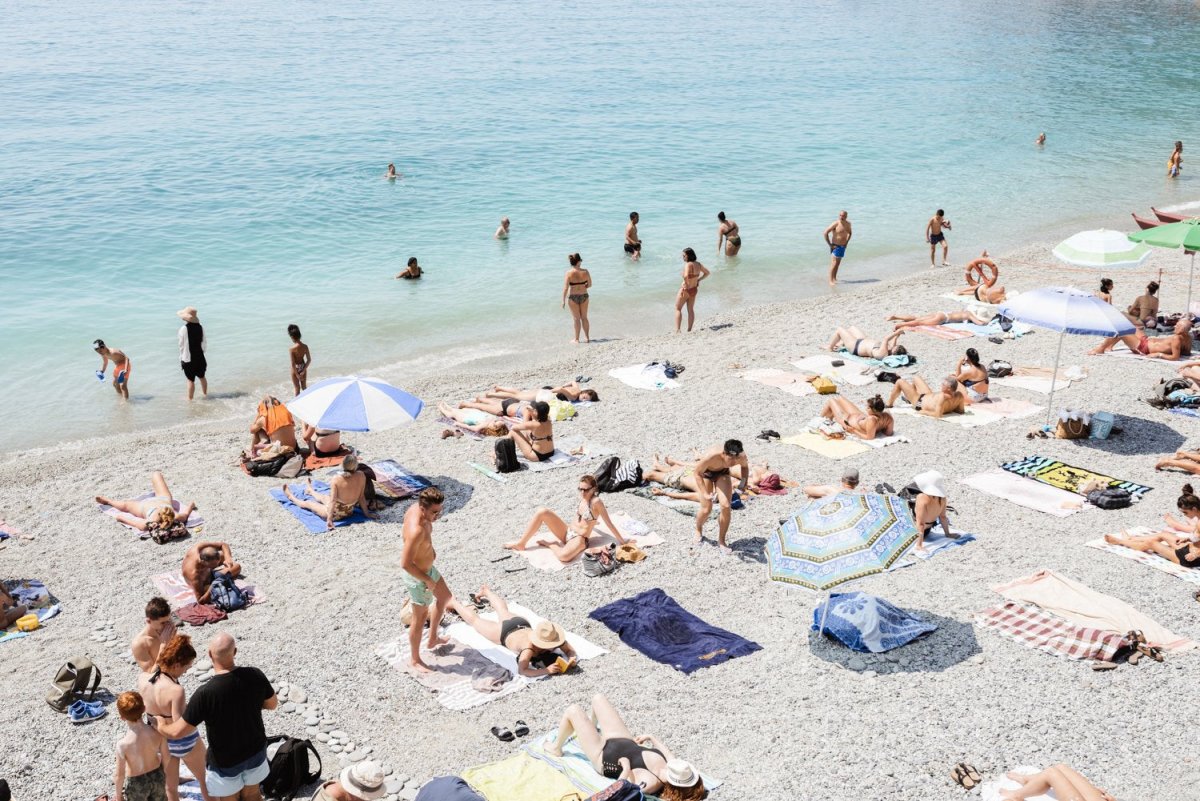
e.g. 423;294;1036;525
114;691;169;801
131;597;177;674
284;455;376;531
249;396;299;456
887;375;966;417
546;693;706;799
691;441;749;553
400;488;453;673
804;467;864;499
818;394;894;439
1089;318;1193;360
182;541;242;605
453;585;577;677
503;475;628;562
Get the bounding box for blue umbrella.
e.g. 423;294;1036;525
999;287;1134;426
286;375;424;432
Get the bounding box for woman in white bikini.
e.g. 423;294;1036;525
503;475;627;561
95;472;195;533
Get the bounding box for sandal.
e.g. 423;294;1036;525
468;593;490;610
950;763;981;790
1128;650;1140;666
513;720;530;738
490;726;514;742
1091;660;1118;671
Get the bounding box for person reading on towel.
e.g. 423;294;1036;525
804;467;864;499
131;597;177;674
646;454;786;501
691;440;749;553
887;374;966;417
886;310;991;330
181;541;242;604
824;326;908;360
284;454;376;530
453;585;576;678
400;488;453;673
249;396;298;455
480;382;600;403
436;402;511;437
911;470;953;553
302;423;343;458
1089;317;1193;360
997;764;1113;801
506;400;555;462
817;394;894;439
95;471;197;532
503;475;628;562
546;693;706;800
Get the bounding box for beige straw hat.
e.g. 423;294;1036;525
530;620;566;650
339;760;386;800
665;759;700;788
176;307;199;323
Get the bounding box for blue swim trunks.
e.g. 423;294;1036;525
830;244;847;258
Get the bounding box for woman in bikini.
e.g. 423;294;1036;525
1127;280;1160;328
817;394;895;439
95;472;196;533
436;402;510;437
825;326;909;359
1160;483;1200;537
507;400;555;462
546;694;705;800
287;324;311;395
1104;528;1200;568
562;253;592;344
954;251;1006;303
138;634;209;801
674;248;710;333
887;310;991;331
955;347;989;403
301;423;343;458
1157;450;1200;476
1096;277;1113;304
458;396;533;418
646;454;789;500
717;211;741;256
395;257;422;279
482;382;600;403
503;475;628;561
453;585;576;677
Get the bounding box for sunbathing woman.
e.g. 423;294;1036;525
888;310;990;331
546;693;705;799
645;454;788;499
887;374;966;417
453;585;576;677
1104;529;1200;568
503;475;627;561
483;382;600;403
437;402;510;437
998;764;1113;801
824;327;908;360
955;251;1006;303
1156;449;1200;476
95;472;196;532
955;347;989;403
458;396;532;419
302;423;343;457
817;394;895;439
506;400;555;462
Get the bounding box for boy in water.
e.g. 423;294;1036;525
287;324;311;395
94;339;131;400
114;691;168;801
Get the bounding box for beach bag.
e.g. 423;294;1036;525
1089;411;1114;440
1087;487;1132;510
261;735;321;801
246;453;290;477
547;399;577;421
875;371;899;384
1055;416;1089;440
1157;378;1191;402
558;780;644;801
812;377;837;395
987;359;1013;378
276;454;305;479
46;657;102;712
609;459;643;492
208;571;247;613
148;520;190;545
494;438;520;473
581;547;619;577
592;456;621;492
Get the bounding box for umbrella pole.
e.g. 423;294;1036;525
1189;251;1195;317
1045;328;1067;428
816;590;831;636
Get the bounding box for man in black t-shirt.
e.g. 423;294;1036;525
158;632;277;801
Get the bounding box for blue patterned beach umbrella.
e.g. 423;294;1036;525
287;375;423;432
766;492;918;592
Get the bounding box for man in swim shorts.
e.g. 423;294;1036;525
400;488;453;672
1089;318;1193;360
624;211;642;260
691;440;749;553
823;210;852;285
926;209;951;267
94;339;131;400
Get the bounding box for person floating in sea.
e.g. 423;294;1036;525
691;439;749;553
1035;132;1046;146
926;209;952;267
395;257;422;280
823;210;852;285
94;339;131;400
495;216;510;239
624;212;642;260
287;324;310;395
1168;140;1183;178
399;488;452;673
562;253;592;344
385;163;400;180
674;248;710;333
717;211;741;257
177;306;208;401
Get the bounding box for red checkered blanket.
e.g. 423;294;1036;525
974;601;1129;662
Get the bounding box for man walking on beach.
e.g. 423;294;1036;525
400;488;454;673
692;440;749;554
823;211;852;285
624;212;642;261
926;209;951;267
177;307;208;401
94;339;131;400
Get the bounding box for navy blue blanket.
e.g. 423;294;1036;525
589;588;762;674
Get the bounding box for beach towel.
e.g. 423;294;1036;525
781;431;871;460
460;752;578;801
1170;407;1200;420
981;766;1055;801
608;363;679;391
958;469;1085;517
889;529;976;570
0;520;21;541
1001;455;1152;499
517;438;611;473
445;602;607;678
304;446;353;470
740;368;817;396
995;568;1194;651
791;355;876;386
514;511;664;572
268;480;371;533
992;365;1084;395
812;592;938;653
974;601;1129;662
374;638;528;710
940;289;1021;309
524;729;724;795
909;325;974;341
944;320;1033;338
835;351;916;370
629;486;699;517
369;459;434;500
589;588;762;674
1085;530;1200;586
150;571;264;609
98;493;205;538
0;579;61;643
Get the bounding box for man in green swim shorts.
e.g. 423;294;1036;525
400;488;453;673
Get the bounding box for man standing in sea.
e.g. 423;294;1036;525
926;209;951;267
624;212;642;261
823;210;852;285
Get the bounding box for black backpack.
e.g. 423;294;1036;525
592;456;621;492
46;657;102;712
261;735;321;801
494;438;520;473
987;359;1013;378
1087;487;1133;510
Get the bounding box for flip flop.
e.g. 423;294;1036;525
490;726;514;742
468;593;490;610
513;720;530;737
950;762;980;790
1091;660;1118;671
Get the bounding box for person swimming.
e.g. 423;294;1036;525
396;257;422;280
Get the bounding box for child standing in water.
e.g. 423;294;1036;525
288;324;311;395
94;339;131;400
113;691;168;801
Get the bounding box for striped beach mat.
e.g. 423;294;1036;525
1001;455;1152;499
974;601;1129;662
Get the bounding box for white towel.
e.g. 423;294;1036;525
444;602;607;678
608;363;680;391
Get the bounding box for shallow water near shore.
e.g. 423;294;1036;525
2;0;1198;451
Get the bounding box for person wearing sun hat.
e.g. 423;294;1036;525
452;585;577;678
310;759;387;800
911;470;953;553
176;306;208;401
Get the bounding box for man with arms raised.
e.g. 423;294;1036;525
691;440;749;554
400;488;454;673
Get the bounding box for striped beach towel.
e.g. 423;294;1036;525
973;601;1128;661
1001;455;1152;499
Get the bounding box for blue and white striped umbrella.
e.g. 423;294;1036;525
999;286;1135;337
286;376;423;432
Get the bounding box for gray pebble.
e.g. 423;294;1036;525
329;743;343;753
331;730;348;739
385;777;405;794
399;786;418;801
347;749;367;762
289;687;308;704
305;716;319;726
847;657;867;671
282;702;296;713
317;733;330;743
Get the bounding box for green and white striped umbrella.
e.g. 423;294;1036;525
1052;229;1151;269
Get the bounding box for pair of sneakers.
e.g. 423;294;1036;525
69;699;106;724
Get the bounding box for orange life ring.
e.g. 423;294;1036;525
965;258;998;287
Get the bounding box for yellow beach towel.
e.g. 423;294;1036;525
461;752;579;801
781;431;870;460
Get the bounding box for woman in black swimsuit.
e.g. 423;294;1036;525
955;347;989;403
453;585;576;677
507;400;555;462
562;253;592;344
1103;529;1200;568
546;694;705;799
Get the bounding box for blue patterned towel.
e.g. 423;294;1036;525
812;592;937;653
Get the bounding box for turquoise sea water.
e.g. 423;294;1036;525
2;0;1197;452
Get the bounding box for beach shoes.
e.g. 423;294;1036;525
513;720;530;738
950;763;981;790
69;700;107;724
1091;660;1118;671
490;726;514;742
756;430;781;441
575;375;591;383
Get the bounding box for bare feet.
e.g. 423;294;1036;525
718;544;733;555
95;495;110;506
693;530;703;545
426;633;450;649
409;658;433;674
545;738;563;758
502;541;525;551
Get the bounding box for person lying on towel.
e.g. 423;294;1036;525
452;586;577;678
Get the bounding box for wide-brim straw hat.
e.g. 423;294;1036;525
339;760;386;800
913;470;948;498
665;759;700;788
530;620;566;650
176;307;199;323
